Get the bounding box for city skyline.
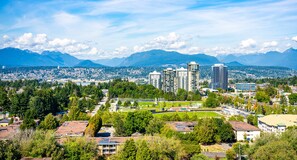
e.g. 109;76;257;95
0;0;297;59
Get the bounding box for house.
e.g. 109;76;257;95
0;119;10;127
258;114;297;133
229;121;261;141
167;122;197;133
0;124;20;140
55;121;88;137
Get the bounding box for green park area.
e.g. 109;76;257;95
153;111;221;119
138;101;202;110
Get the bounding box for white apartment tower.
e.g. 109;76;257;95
175;67;188;92
148;71;162;89
187;62;200;92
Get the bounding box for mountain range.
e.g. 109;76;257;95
0;47;297;69
217;48;297;69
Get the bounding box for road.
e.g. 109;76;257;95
91;89;108;116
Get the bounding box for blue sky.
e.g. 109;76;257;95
0;0;297;59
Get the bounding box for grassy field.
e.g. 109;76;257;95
138;101;202;111
153;111;221;119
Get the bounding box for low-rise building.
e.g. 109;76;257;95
56;121;88;137
167;121;197;133
229;121;261;141
0;124;20;140
258;114;297;133
94;137;138;156
0;119;10;127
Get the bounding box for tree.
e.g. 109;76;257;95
194;118;217;144
123;100;131;108
190;153;209;160
204;93;220;108
15;130;64;159
0;87;10;111
117;100;122;106
255;91;270;103
226;149;236;160
113;113;126;136
85;113;102;137
228;115;244;122
251;141;297;160
38;113;59;130
133;101;139;108
145;118;165;135
120;139;137;160
218;122;235;143
0;140;21;160
247;115;258;126
64;137;98;160
124;110;153;135
288;93;297;105
20;110;36;130
136;140;153;160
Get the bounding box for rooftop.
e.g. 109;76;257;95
0;124;20;140
56;121;88;137
167;121;197;132
229;121;260;131
258;114;297;127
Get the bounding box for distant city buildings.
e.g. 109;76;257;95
211;64;228;90
148;71;162;89
148;62;200;93
235;83;256;91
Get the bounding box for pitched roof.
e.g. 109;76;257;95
229;121;260;131
56;121;88;137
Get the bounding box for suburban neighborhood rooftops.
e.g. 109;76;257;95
258;114;297;127
229;121;260;131
56;121;88;137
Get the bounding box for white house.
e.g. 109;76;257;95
229;121;261;141
258;114;297;133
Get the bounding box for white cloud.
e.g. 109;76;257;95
263;41;278;48
34;34;47;44
240;38;256;48
292;36;297;42
15;33;33;45
132;32;187;52
49;38;76;47
2;35;9;40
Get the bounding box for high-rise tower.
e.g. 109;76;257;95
148;71;162;89
211;64;228;90
187;62;200;92
162;68;175;92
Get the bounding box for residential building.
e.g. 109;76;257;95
258;114;297;133
211;64;228;90
229;121;261;141
187;62;200;92
0;119;10;127
148;71;162;89
56;121;88;137
175;67;188;92
95;137;138;156
162;68;175;92
235;83;256;91
0;124;20;140
167;122;197;134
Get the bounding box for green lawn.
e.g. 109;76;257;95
138;101;202;111
153;111;221;119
